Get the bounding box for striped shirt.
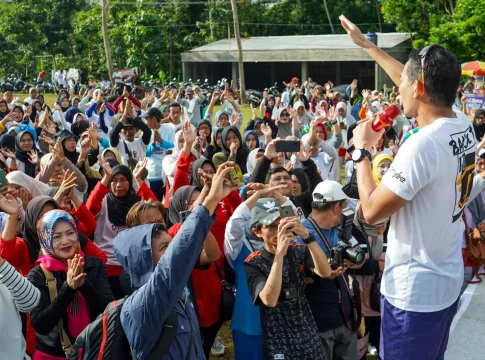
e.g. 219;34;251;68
0;260;40;312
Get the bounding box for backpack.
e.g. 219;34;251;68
69;298;178;360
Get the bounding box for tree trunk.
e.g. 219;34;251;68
230;0;245;104
375;0;383;32
322;0;334;34
208;0;214;39
101;0;114;85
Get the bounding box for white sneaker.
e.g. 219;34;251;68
211;336;225;357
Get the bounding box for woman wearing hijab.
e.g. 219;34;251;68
351;202;389;356
473;109;485;141
27;210;114;359
0;99;10;119
7;170;49;199
197;119;213;157
372;154;393;185
14;129;39;178
86;160;156;298
244;148;264;181
162;130;184;196
167;183;239;359
301;132;338;181
275;107;293;139
212;126;248;173
0;194;105;278
204;127;223;162
58;129;79;164
243;130;259;152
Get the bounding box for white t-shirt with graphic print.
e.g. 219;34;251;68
381;111;476;312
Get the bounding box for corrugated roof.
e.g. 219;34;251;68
188;33;411;52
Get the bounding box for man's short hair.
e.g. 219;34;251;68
265;166;290;184
406;46;461;107
151;223;168;240
169;102;181;111
311;199;346;212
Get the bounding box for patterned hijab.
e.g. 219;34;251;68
37;209;79;260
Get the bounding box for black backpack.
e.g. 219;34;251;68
69;298;178;360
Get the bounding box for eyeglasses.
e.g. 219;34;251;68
418;44;443;92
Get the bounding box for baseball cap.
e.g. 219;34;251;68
140;107;162;120
312;180;348;203
250;198;282;227
185;88;194;95
291;77;299;83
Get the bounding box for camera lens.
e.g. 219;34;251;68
346;247;365;265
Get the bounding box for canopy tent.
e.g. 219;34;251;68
461;61;485;76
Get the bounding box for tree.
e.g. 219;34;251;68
102;0;114;84
231;0;245;101
429;0;485;62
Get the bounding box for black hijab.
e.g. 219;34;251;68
191;157;215;189
15;130;37;178
23;196;59;264
291;168;309;193
221;126;248;174
474;109;485;141
58;129;79;164
106;165;141;227
205;127;223;161
197;120;213;140
168;185;198;227
0;134;15;151
71;119;90;138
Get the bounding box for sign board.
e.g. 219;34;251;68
463;93;485;119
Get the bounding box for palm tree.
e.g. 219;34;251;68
230;0;245;103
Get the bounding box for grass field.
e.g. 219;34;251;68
14;93;255;129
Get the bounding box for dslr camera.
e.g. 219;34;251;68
330;208;365;269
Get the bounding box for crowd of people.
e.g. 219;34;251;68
0;16;483;360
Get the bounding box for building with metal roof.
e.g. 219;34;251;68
181;33;412;91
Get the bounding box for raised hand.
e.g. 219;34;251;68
122;86;129;98
133;158;148;183
287;105;297;119
264;139;278;160
182;121;196;144
67;254;86;290
1;149;16;160
204;162;240;207
261;123;272;137
0;193;19;215
58;170;77;196
276;221;293;255
18;188;31;212
98;155;113;178
230;113;238;126
27;150;39;165
296;141;311;162
229;141;239;156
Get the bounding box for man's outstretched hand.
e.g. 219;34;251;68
339;15;374;49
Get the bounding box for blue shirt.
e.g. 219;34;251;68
230;243;262;336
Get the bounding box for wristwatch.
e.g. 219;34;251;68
352;148;372;163
302;233;316;245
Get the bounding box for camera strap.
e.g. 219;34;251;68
307;218;362;333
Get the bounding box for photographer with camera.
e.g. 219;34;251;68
297;180;365;360
244;197;332;359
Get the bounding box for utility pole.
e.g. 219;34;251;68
230;0;245;103
376;0;383;32
323;0;334;34
102;0;114;84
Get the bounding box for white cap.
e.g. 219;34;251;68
312;180;348;203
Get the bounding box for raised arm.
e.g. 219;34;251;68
340;15;403;86
0;259;40;312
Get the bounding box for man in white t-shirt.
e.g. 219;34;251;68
341;15;480;360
